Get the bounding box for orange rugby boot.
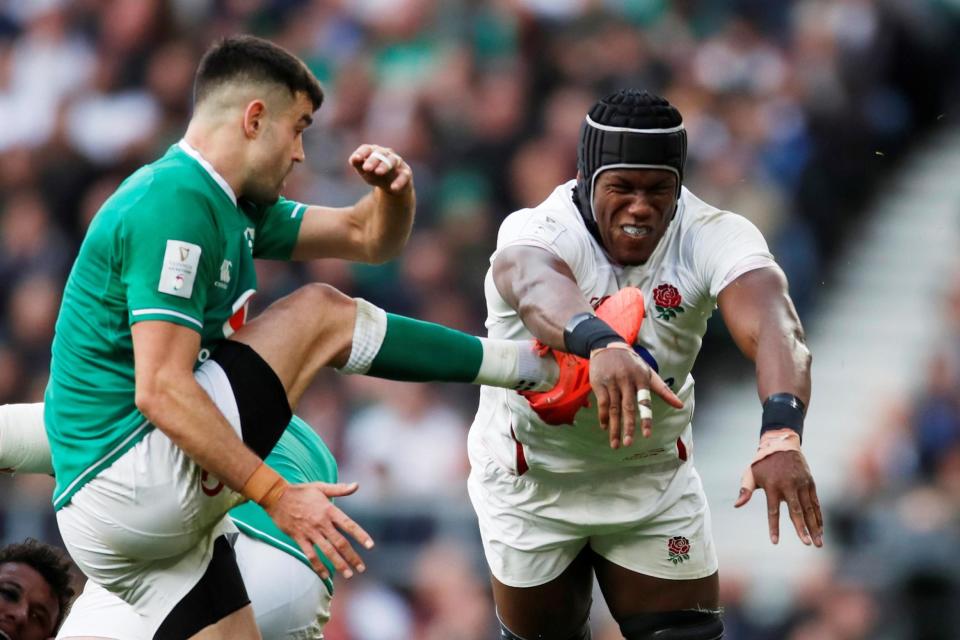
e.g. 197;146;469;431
521;287;645;425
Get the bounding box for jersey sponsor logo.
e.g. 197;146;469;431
244;227;255;251
223;289;256;338
158;240;202;298
200;470;224;497
216;259;233;289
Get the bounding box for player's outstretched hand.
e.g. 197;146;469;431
349;144;413;195
590;343;683;449
266;481;374;580
734;450;823;547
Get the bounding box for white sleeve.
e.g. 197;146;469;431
492;209;592;284
691;212;776;299
0;403;53;475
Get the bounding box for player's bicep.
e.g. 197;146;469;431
131;321;202;393
717;266;792;360
492;245;578;311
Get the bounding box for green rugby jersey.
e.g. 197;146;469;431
229;415;339;595
46;140;307;509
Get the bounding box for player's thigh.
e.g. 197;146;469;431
234;534;330;639
57;577;152;640
492;544;594;640
593;555;718;618
188;605;260;640
589;465;719;618
468;442;594;637
228;283;357;404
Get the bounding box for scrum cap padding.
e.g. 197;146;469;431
576;90;687;223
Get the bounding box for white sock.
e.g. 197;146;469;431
0;402;53;474
474;339;559;391
339;298;388;375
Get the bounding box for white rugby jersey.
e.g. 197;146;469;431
471;179;777;474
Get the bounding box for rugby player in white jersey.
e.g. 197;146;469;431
468;89;823;639
44;35;558;639
0;403;344;639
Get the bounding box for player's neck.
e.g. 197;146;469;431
183;122;246;200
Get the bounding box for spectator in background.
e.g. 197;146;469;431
342;380;469;503
0;537;75;640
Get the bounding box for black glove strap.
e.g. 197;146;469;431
760;393;806;442
562;312;624;358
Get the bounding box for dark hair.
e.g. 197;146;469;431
194;35;324;110
0;538;75;631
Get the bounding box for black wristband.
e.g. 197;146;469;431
760;393;806;442
562;312;625;358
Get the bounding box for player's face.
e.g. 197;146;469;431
0;562;60;640
246;91;314;204
592;168;677;265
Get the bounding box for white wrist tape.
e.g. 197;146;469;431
0;402;53;474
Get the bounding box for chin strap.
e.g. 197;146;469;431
571;184;605;248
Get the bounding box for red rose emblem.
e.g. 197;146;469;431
654;284;682;308
667;536;691;564
653;284;685;321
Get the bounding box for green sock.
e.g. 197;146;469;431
368;314;483;382
341;301;556;390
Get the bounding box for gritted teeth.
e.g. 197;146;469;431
621;224;651;238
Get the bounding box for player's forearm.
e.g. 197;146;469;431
136;375;262;491
514;282;594;350
355;185;415;264
754;319;811;406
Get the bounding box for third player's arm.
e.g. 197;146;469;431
132;321;262;492
291;145;415;263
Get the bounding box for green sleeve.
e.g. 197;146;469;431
247;196;307;260
122;185;221;332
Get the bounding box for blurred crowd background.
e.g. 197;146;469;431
0;0;959;638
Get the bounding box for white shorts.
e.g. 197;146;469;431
57;533;331;640
56;359;247;636
235;534;331;639
467;433;718;587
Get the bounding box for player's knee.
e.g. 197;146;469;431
294;282;354;313
618;609;723;640
498;615;590;640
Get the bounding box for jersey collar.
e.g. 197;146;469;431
177;139;238;206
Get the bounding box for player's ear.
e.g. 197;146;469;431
242;100;266;139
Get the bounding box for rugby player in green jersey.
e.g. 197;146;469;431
43;35;557;639
0;403;347;639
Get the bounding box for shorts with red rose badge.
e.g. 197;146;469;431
467;430;718;586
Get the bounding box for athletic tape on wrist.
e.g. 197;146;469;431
739;429;802;492
241;462;288;509
760;393;806;442
563;312;624;358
